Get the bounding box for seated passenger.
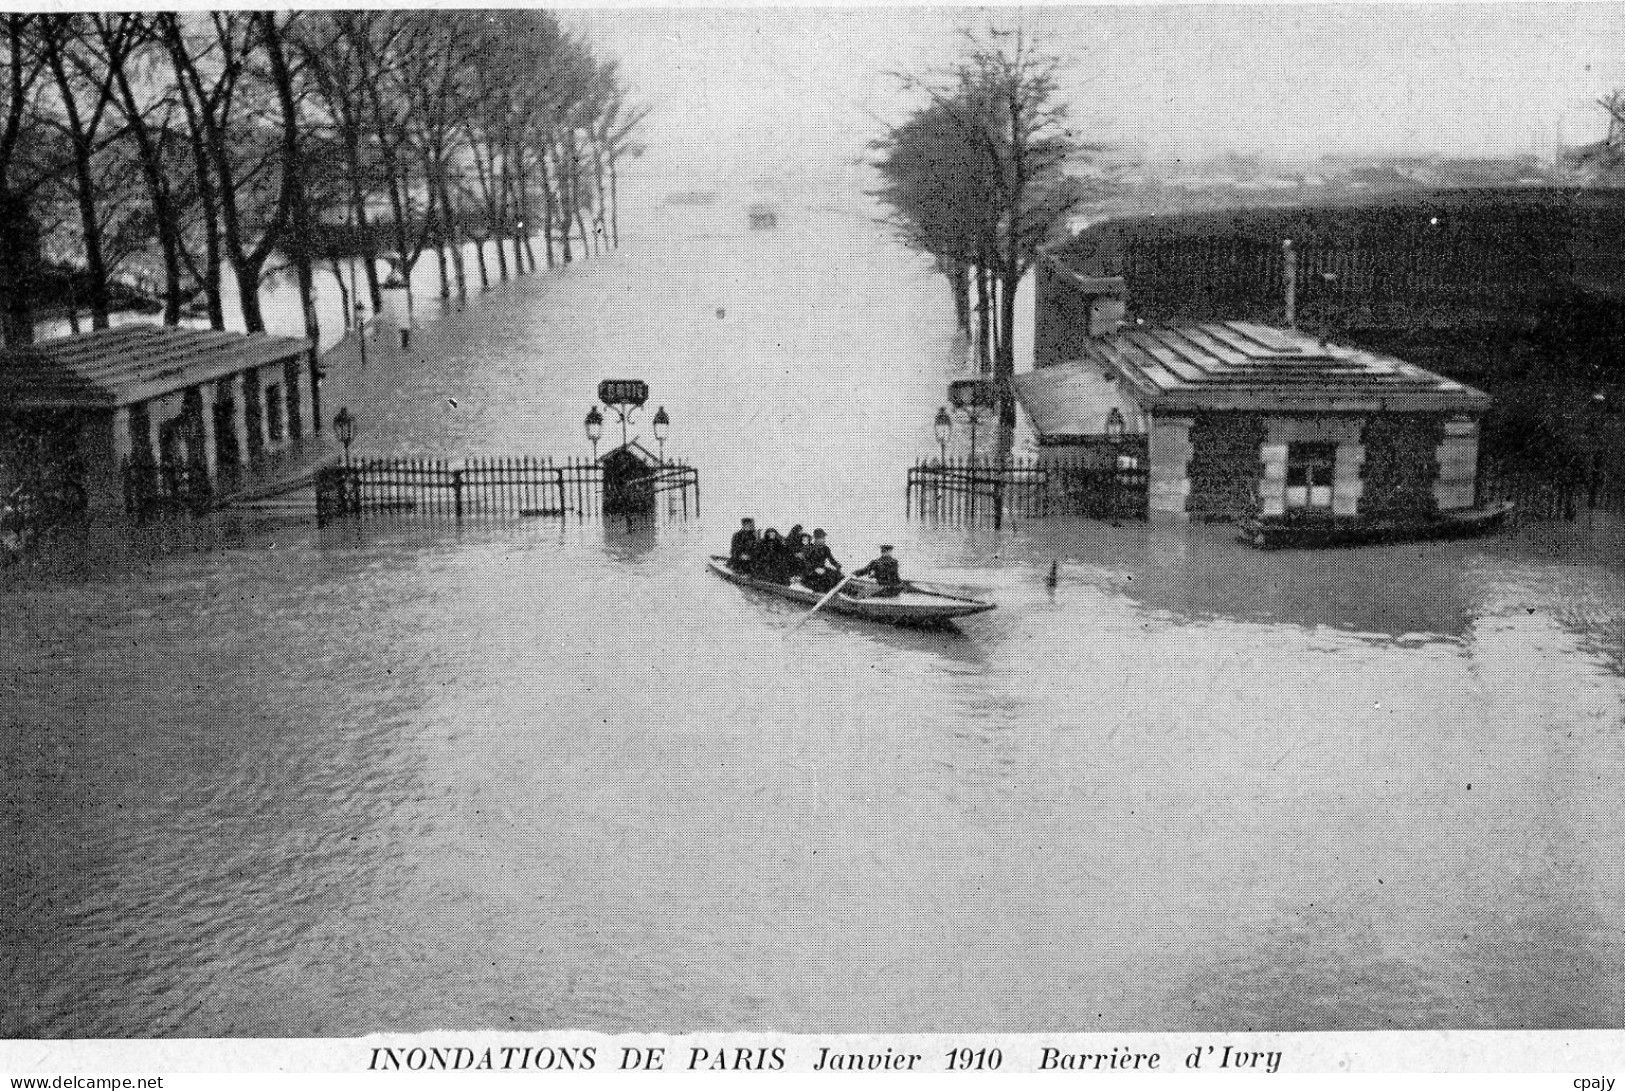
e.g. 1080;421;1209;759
758;527;790;583
800;528;843;593
729;517;758;573
785;524;809;567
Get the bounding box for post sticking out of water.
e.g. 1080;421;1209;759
1283;238;1297;329
1046;559;1058;589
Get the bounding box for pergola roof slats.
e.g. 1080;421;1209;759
0;325;312;410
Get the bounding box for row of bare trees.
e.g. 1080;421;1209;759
0;10;647;349
871;30;1107;428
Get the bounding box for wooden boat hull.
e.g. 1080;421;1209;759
1238;501;1515;550
707;557;995;623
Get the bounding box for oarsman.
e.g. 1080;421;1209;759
800;528;842;593
730;517;759;574
852;543;904;597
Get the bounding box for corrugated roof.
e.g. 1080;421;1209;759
1014;322;1488;429
0;324;311;410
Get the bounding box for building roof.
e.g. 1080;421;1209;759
0;324;311;411
1014;321;1489;427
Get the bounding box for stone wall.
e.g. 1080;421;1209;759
1147;415;1193;517
1434;417;1480;511
1360;413;1445;518
1187;413;1269;521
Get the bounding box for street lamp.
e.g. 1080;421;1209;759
934;406;952;464
332;406;356;466
1106;407;1126;443
652;405;670;463
584;405;604;459
595;379;648;448
948;378;996;466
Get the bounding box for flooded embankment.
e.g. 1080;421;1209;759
3;201;1623;1036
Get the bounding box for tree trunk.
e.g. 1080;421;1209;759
237;256;267;333
347;176;381;315
553;145;573;266
263;17;318;347
0;190;38;346
575;200;591;258
67;147;111;330
429;189;451;300
170;45;225;329
996;260;1019;430
974;264;993;374
607;155;619;249
472;235;490;290
262;13;320;427
439;176;466;302
329;256;350;321
492;166;510;281
536;143;556;269
948;260;971;335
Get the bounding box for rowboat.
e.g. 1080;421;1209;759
1237;500;1515;550
707;556;995;624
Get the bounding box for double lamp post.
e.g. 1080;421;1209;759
584;379;670;462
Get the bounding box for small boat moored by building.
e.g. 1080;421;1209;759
1236;499;1515;549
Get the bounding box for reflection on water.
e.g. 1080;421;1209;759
3;200;1625;1036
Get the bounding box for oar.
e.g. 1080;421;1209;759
791;572;852;631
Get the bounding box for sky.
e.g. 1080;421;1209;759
570;3;1625;191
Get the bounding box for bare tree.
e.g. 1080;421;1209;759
38;14;131;330
877;29;1106;428
160;11;291;334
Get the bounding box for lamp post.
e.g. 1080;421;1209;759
594;380;649;448
948;378;995;467
584;405;603;459
652;405;670;463
934;406;952;464
332;406;356;466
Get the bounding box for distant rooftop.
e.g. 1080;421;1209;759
1015;321;1489;424
0;324;311;411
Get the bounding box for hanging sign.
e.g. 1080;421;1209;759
598;380;649;409
948;378;997;410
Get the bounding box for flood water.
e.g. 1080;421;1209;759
4;193;1625;1037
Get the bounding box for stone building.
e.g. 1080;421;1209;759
0;324;319;518
1013;318;1490;523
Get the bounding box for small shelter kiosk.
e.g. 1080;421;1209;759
600;440;662;515
0;324;317;518
1013;320;1491;525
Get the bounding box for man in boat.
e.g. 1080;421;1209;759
800;528;842;592
729;517;759;574
852;543;904;597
